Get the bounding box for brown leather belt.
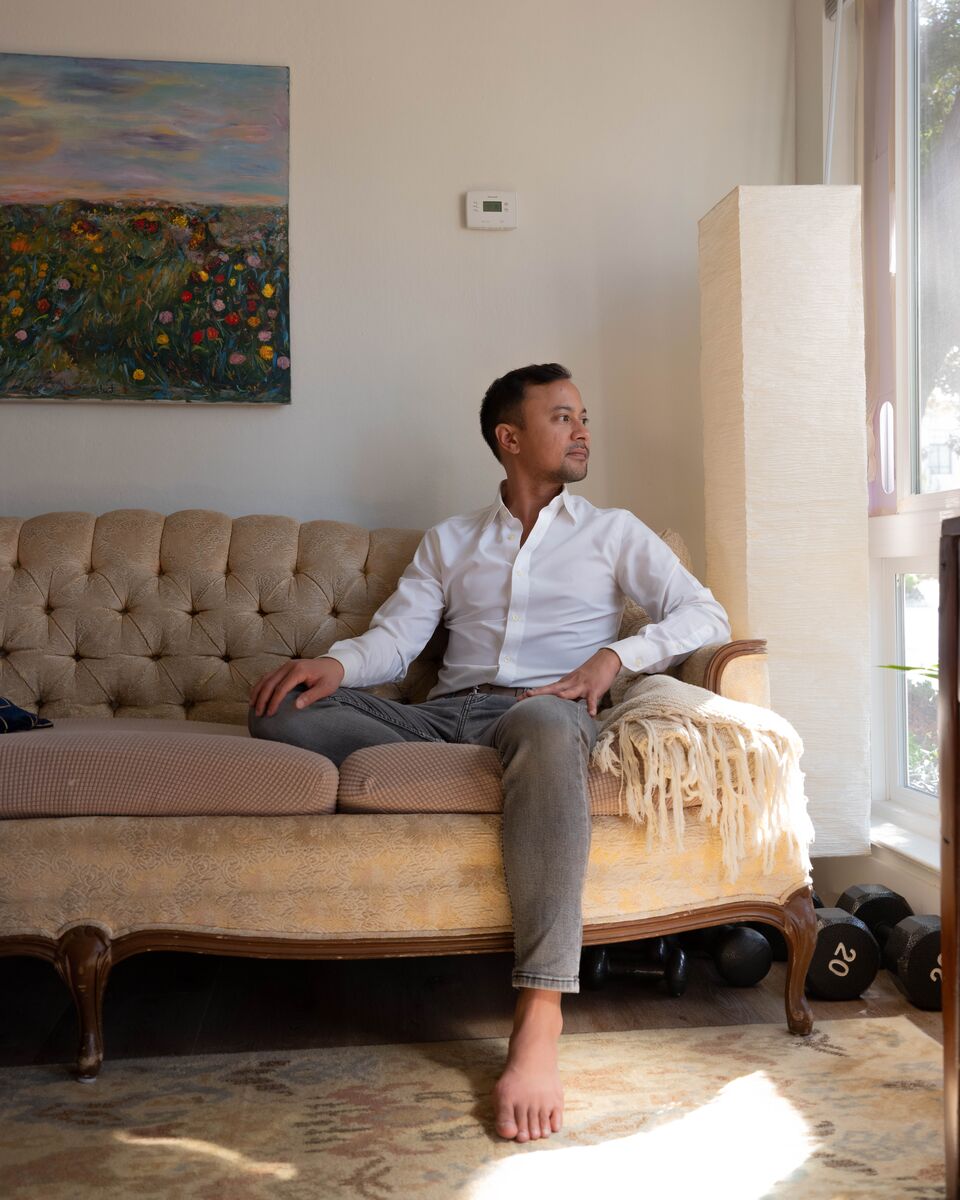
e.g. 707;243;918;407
441;683;528;698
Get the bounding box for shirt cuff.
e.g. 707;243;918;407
321;647;362;688
603;637;652;674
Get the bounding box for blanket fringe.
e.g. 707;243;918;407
591;678;815;884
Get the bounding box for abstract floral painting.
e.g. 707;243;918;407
0;52;290;404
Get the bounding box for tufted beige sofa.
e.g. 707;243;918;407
0;509;817;1080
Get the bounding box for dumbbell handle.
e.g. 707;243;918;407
607;954;671;982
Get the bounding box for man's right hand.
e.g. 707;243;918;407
249;656;346;718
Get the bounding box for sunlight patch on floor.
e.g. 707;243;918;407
469;1071;813;1199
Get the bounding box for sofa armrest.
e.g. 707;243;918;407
670;639;769;706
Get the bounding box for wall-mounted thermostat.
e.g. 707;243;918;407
466;190;518;230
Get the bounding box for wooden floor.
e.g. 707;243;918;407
0;945;943;1069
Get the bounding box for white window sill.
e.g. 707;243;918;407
870;797;941;875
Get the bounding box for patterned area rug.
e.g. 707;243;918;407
0;1016;945;1199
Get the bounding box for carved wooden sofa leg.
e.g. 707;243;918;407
781;887;818;1035
53;925;113;1082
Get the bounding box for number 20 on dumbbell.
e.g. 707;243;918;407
805;909;880;1001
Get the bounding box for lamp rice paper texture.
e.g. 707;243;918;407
699;185;870;857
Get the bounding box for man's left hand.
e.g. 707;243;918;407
517;647;623;718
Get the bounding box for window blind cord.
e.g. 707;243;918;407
824;0;854;184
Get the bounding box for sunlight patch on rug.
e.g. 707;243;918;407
470;1071;813;1198
114;1129;299;1180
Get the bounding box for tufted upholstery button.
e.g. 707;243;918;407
44;606;53;616
331;608;339;618
150;652;162;661
119;607;129;616
0;648;6;658
72;651;82;662
222;653;232;662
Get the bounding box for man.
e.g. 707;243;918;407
248;363;731;1143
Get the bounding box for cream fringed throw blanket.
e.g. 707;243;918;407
590;673;815;883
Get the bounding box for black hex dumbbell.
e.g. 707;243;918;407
682;924;773;987
805;907;880;1000
837;885;942;1010
836;884;912;946
882;915;942;1010
580;936;688;997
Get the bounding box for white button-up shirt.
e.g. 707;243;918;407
325;482;731;701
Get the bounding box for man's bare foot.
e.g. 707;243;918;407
492;987;564;1142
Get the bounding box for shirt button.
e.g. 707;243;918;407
504;655;511;662
512;615;520;622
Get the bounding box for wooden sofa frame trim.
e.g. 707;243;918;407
0;889;817;1083
698;637;766;693
1;638;818;1081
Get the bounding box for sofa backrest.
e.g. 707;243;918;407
0;509;693;724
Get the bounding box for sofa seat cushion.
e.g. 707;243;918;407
337;742;652;816
0;717;338;818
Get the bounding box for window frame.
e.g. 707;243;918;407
894;0;960;518
883;556;939;809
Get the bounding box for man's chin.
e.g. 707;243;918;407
559;458;589;482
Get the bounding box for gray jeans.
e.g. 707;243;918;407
247;684;599;992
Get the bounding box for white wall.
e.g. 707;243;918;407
1;0;796;578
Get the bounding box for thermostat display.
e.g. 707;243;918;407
467;191;518;230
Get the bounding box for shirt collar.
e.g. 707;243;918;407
482;481;578;530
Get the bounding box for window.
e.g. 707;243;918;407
911;0;960;497
897;569;939;797
867;0;960;868
925;442;953;474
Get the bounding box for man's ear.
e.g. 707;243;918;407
496;423;520;457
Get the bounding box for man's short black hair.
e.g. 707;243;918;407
479;363;572;463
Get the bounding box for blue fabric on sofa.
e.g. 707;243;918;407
0;698;52;733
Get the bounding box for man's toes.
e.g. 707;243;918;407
527;1107;541;1139
550;1108;563;1133
539;1107;552;1137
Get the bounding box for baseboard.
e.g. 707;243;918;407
812;846;941;916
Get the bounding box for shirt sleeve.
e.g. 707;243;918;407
602;510;732;674
323;527;446;688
